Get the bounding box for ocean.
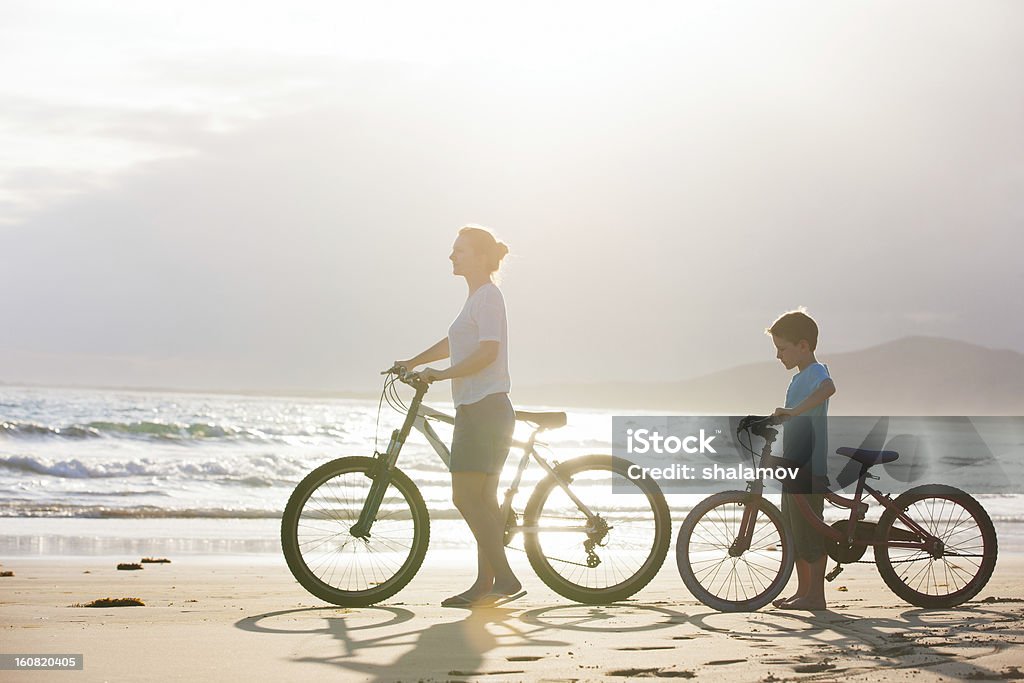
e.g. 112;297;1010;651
2;385;1022;556
0;385;612;556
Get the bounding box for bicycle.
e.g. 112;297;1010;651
675;415;998;612
282;367;671;607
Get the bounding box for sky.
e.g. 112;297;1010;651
1;1;1022;393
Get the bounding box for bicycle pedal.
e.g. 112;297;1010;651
825;565;844;582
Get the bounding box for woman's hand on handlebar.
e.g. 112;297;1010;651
413;367;446;384
383;361;426;377
382;363;445;385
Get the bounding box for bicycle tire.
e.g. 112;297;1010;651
281;456;429;607
875;484;997;608
676;491;794;612
523;455;671;604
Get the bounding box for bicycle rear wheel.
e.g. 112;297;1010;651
281;456;429;607
523;455;671;604
875;484;997;608
676;491;793;612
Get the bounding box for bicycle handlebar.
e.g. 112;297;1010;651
382;365;431;391
737;414;784;447
738;414;781;431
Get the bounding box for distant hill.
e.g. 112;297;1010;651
514;337;1024;415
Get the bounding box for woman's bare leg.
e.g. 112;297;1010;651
452;472;520;597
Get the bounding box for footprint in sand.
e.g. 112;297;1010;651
448;670;524;677
608;668;695;678
793;662;837;673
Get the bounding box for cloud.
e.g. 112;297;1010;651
1;2;1022;391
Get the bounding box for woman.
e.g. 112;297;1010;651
394;226;523;608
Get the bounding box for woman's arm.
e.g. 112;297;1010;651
395;338;449;370
418;341;498;383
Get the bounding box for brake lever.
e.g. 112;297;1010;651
381;365;409;380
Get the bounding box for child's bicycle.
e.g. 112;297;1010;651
282;367;671;607
675;415;998;612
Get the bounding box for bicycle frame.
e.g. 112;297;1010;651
676;417;998;612
351;378;600;539
734;423;941;560
789;473;938;553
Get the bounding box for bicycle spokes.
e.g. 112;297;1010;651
883;496;990;595
690;507;780;598
524;456;671;604
676;492;793;612
282;457;429;606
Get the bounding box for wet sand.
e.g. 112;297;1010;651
3;551;1023;682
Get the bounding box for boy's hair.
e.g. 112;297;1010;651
767;309;819;351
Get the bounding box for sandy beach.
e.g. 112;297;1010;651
4;545;1023;682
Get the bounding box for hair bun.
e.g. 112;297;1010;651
458;225;509;278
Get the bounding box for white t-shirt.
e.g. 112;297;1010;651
448;283;511;407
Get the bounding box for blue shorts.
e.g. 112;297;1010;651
450;393;514;475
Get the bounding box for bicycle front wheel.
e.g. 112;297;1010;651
281;456;429;607
676;491;794;612
523;455;671;604
875;484;997;608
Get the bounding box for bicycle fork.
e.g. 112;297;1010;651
730;481;765;557
351;387;426;539
349;433;399;539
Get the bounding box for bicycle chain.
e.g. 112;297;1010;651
843;555;974;565
507;544;602;569
512;540;598;569
519;552;953;570
512;547;959;569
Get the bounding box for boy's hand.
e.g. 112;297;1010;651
772;407;795;422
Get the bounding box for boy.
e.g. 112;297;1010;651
767;309;836;611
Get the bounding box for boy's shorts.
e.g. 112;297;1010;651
782;491;825;562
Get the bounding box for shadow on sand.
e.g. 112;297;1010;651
235;602;686;681
236;600;1023;680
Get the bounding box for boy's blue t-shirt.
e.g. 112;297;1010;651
782;362;831;485
785;363;831;415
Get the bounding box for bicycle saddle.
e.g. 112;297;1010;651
836;446;899;466
515;411;567;430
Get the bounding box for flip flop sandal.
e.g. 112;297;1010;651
441;594;476;608
474;590;527;607
777;600;827;611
